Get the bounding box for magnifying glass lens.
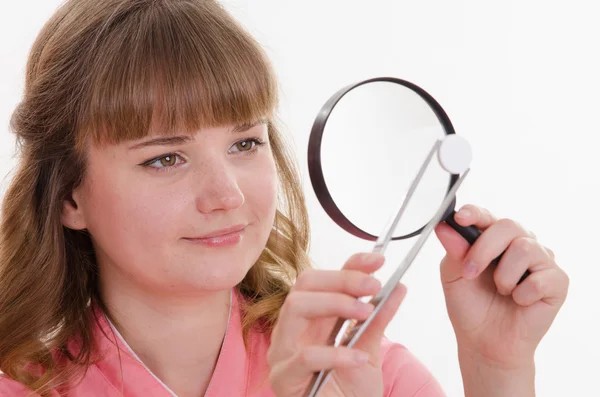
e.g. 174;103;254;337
320;81;451;238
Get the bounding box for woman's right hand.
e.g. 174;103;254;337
267;252;407;397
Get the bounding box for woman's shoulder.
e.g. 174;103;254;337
380;336;446;397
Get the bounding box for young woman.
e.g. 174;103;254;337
0;0;569;396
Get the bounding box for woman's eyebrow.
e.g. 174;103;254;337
128;135;194;150
128;118;268;150
232;118;268;133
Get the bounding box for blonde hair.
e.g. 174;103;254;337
0;0;310;394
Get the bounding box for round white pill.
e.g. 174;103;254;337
438;134;472;174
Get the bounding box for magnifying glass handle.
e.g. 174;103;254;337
444;210;530;284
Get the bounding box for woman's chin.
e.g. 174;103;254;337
168;267;251;295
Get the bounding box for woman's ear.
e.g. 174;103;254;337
61;187;88;230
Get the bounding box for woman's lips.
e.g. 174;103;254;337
183;224;246;247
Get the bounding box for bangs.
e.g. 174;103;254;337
77;0;278;149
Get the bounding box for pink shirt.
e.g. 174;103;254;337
0;289;445;396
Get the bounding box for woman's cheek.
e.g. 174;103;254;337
246;157;278;211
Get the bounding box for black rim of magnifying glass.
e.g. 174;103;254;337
307;76;459;242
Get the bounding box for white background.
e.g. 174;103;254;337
1;1;598;396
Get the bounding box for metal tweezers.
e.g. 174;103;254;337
303;139;470;396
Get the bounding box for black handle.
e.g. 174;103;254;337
444;209;530;284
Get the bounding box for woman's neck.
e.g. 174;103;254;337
100;279;232;397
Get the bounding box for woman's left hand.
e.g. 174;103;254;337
434;204;569;370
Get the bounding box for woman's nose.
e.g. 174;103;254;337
194;162;245;214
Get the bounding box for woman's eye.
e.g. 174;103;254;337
229;138;265;154
143;154;185;171
158;155;177;167
235;140;254;152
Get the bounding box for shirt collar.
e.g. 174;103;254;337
88;288;251;396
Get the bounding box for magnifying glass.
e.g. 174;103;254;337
304;77;530;396
309;76;483;244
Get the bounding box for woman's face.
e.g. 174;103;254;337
65;122;277;295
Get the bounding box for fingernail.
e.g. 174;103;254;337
356;301;375;314
361;277;381;291
456;208;472;219
353;351;369;364
464;261;478;279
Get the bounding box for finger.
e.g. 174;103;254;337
274;291;375;342
455;205;538;239
435;221;471;261
436;222;477;283
354;283;407;352
277;345;369;374
435;205;496;282
463;218;531;279
280;291;375;321
453;204;498;230
493;237;553;296
341;252;386;273
512;267;569;307
294;268;382;297
268;345;370;395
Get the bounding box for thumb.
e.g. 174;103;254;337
435;223;471;283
